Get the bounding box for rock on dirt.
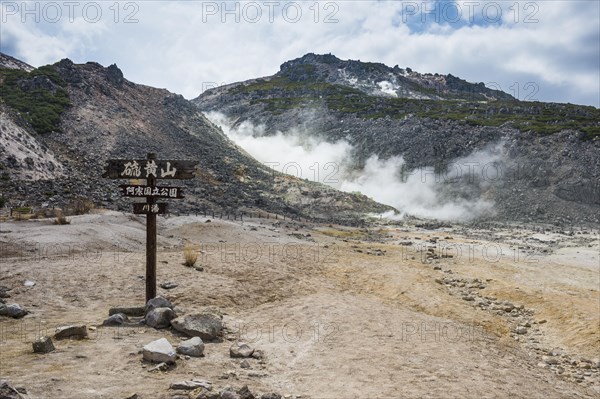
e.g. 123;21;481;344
230;342;254;358
169;379;212;390
144;296;174;315
102;313;130;326
171;312;223;341
32;336;55;353
176;337;204;357
54;325;88;340
109;306;144;317
142;338;176;364
0;303;28;318
145;307;176;329
0;380;26;399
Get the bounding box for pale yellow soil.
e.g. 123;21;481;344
0;211;598;398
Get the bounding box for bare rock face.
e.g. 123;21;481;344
171;312;223;341
142;338;176;364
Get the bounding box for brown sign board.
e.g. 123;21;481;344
102;159;198;180
119;185;184;199
133;203;168;215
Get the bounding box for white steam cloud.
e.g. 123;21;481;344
206;112;502;221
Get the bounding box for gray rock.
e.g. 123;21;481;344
240;359;250;369
54;325;88;340
230;342;254;358
543;356;559;365
143;338;176;364
0;303;28;318
145;307;176;329
238;385;255;399
176;337;204;357
109;306;144;317
171;312;222;341
515;326;528;335
32;336;55;353
160;282;178;290
144;296;174;316
260;394;282;399
189;388;219;399
221;389;241;399
148;362;169;372
169;379;212;390
0;380;25;399
102;313;130;326
0;286;11;298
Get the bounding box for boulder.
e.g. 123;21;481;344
0;303;28;318
144;296;174;315
171;312;222;341
145;307;176;329
54;325;88;340
102;313;130;326
32;336;55;353
176;337;204;357
142;338;176;364
230;342;254;358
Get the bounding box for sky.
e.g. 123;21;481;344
1;0;599;106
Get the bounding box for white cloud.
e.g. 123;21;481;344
1;1;597;106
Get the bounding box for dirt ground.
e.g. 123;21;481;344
1;210;599;398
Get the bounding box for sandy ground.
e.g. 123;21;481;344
0;210;599;398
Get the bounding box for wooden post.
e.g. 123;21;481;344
146;152;157;303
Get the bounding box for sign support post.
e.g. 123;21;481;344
146;152;157;303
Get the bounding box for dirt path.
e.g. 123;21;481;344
1;211;598;398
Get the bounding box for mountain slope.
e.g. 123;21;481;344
0;54;391;222
193;53;600;225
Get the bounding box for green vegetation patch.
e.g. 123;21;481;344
232;77;600;140
0;65;71;134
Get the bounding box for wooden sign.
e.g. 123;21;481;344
119;185;184;199
102;153;196;303
102;159;198;180
133;203;168;215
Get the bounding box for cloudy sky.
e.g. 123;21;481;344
1;0;599;106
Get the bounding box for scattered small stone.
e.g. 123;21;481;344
148;362;169;372
54;325;87;340
515;326;528;335
109;306;144;317
169;379;212;390
260;394;282;399
32;336;55;353
542;356;559;365
230;342;254;358
124;394;139;399
23;280;35;287
143;338;177;364
251;350;264;360
0;380;25;399
0;303;28;319
102;313;130;326
0;286;11;298
194;265;204;272
176;337;204;357
145;307;176;329
240;359;250;369
171;312;223;341
160;282;178;290
238;385;255;399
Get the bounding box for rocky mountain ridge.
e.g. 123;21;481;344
193;53;600;226
0;53;391;223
